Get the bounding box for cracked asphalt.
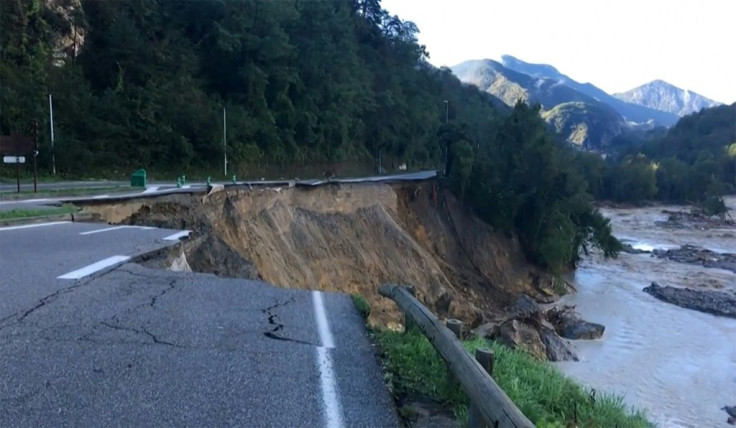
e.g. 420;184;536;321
0;222;398;427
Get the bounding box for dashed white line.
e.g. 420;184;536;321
312;291;343;428
163;230;190;241
79;225;153;235
0;221;71;232
57;255;130;279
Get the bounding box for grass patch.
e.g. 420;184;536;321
0;204;80;221
350;294;371;321
375;329;651;427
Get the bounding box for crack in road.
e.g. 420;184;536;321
261;297;319;346
100;321;184;348
0;276;98;332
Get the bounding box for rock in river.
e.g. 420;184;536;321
546;306;605;340
643;282;736;318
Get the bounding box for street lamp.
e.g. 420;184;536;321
443;100;449;176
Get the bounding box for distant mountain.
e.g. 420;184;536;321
451;59;627;149
541;102;625;149
613;80;721;117
499;55;678;126
452;59;599;109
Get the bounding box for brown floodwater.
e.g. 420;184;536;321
556;196;736;427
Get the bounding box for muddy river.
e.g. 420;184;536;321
556;197;736;427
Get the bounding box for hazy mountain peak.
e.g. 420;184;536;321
613;81;721;117
501;55;563;80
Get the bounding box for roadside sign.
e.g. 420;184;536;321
0;135;33;155
3;156;25;164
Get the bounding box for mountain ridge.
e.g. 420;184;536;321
498;55;679;126
613;80;722;117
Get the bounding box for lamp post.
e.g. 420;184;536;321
49;94;55;175
443;100;449;176
223;107;227;177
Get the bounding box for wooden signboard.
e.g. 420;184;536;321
0;135;34;155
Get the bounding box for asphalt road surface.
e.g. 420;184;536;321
0;222;398;427
0;180;128;193
0;171;437;214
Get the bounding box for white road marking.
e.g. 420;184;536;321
57;255;130;279
79;225;152;235
312;291;343;428
312;291;335;348
91;194;110;199
143;186;160;194
163;230;190;241
0;221;70;232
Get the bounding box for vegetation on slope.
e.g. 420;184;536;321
573;103;736;214
1;0;619;272
375;328;650;427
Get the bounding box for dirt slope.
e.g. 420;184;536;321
83;181;556;328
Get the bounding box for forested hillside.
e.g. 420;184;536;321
574;103;736;212
1;0;619;274
0;0;503;174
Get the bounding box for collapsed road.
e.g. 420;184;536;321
0;221;397;427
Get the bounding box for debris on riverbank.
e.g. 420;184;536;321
651;245;736;273
643;282;736;318
655;209;734;230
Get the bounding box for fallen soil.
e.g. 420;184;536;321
643;282;736;318
81;181;558;328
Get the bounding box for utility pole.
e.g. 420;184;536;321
32;120;38;193
443;100;449;176
49;94;55;175
223;107;227;177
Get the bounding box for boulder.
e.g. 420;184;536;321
470;322;499;340
546;306;605;340
539;327;578;361
506;294;541;320
495;319;546;360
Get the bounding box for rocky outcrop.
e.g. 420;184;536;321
655;210;735;230
546;306;605;340
538;326;578;362
644;282;736;318
469;295;579;362
495;319;548;361
652;245;736;274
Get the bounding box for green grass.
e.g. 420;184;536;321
351;294;371;321
0;204;80;221
374;329;651;427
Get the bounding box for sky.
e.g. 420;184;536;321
381;0;736;104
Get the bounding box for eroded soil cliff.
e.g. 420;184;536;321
83;181;557;328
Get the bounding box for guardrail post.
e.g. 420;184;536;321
446;318;463;339
468;348;496;428
445;319;463;391
404;286;416;333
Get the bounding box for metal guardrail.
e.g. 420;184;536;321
378;284;534;428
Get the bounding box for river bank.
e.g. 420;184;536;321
557;196;736;427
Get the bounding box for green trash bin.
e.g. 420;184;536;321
130;169;147;188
